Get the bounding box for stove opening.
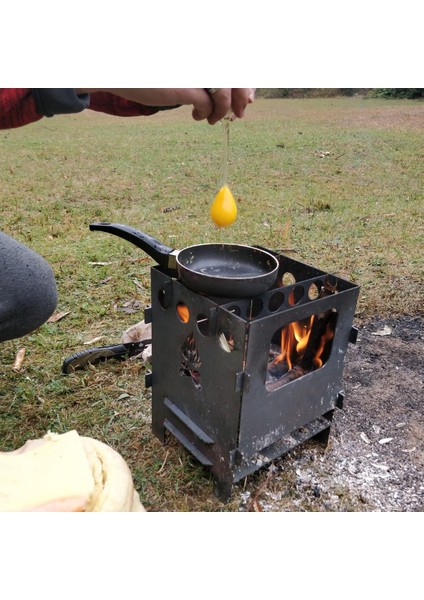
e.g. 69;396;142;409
266;309;338;391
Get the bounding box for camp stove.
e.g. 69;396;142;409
144;248;359;501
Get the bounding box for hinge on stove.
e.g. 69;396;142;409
235;371;250;393
349;326;358;344
208;307;217;336
145;370;153;388
144;306;152;324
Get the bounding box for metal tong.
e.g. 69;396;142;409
62;339;151;374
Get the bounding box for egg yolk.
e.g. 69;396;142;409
210;185;237;227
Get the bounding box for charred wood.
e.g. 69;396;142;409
266;364;311;391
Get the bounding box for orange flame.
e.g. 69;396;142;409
313;323;335;368
177;303;190;323
273;315;334;371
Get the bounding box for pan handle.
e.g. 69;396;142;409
89;222;176;269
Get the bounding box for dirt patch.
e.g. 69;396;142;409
237;315;424;512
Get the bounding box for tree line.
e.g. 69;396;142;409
255;89;423;99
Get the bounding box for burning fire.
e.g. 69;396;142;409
273;315;335;372
275;317;314;370
313;322;335;368
269;278;338;385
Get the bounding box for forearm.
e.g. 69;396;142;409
0;88;162;129
0;88;254;130
32;88;160;118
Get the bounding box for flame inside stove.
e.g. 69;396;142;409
276;316;314;370
267;311;337;390
313;322;335;368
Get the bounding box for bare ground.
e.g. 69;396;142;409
236;315;424;512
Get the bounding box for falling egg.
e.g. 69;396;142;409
210;184;237;227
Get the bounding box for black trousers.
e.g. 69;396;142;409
0;230;57;343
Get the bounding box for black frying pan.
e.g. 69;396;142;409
89;222;279;298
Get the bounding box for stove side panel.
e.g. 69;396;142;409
150;269;246;456
237;287;359;458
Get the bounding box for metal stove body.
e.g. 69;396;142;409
145;250;359;501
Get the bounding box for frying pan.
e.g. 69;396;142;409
89;222;279;298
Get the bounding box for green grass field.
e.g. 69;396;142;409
1;97;423;511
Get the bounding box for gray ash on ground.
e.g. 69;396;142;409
237;315;424;512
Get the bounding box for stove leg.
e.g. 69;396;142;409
312;409;335;447
152;421;166;444
313;425;331;446
211;457;235;503
213;477;233;503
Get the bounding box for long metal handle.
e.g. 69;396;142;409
62;340;152;373
62;344;128;373
89;222;176;269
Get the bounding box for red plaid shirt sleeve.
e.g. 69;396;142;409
0;89;159;129
0;88;42;129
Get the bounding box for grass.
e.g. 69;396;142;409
1;97;423;511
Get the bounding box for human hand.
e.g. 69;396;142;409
203;88;255;124
75;88;255;124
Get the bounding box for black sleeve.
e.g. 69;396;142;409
31;89;90;117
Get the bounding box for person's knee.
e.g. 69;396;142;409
0;234;58;342
0;267;57;342
24;259;58;327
